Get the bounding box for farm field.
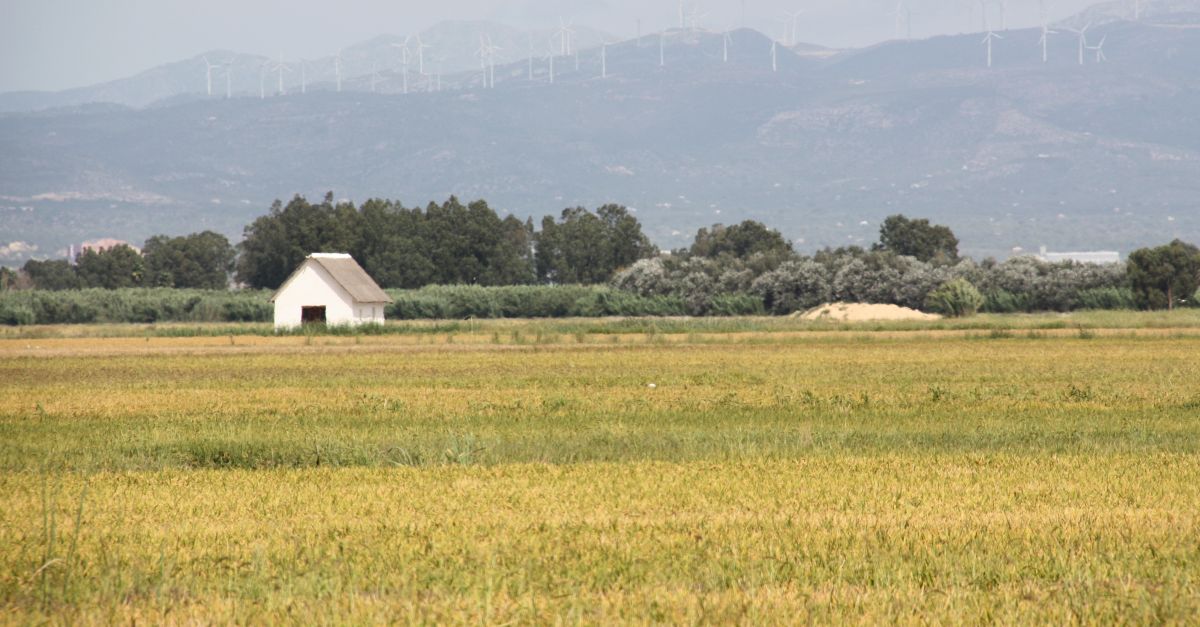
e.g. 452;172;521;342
3;317;1200;622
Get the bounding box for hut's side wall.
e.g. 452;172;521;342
352;303;385;324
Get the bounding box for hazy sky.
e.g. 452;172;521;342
2;0;1098;92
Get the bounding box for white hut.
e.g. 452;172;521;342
270;253;392;329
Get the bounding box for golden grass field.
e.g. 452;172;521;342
3;315;1200;623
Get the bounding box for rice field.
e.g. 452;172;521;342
3;316;1200;623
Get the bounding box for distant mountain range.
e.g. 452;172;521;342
2;3;1200;264
0;20;614;113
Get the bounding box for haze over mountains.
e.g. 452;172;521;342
2;0;1199;264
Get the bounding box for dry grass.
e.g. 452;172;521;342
2;321;1200;622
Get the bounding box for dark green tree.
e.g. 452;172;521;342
689;220;793;260
75;245;144;289
535;205;654;284
237;193;359;289
143;231;236;289
598;204;657;270
874;214;959;264
1127;239;1200;310
536;208;601;284
481;215;536;286
21;259;80;290
352;199;437;289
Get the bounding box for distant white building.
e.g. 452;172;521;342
270;253;392;329
1036;246;1121;264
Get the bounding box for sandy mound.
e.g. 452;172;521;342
796;302;942;322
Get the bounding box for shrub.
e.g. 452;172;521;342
385;285;688;320
925;279;985;318
751;259;832;315
982;289;1030;314
707;294;765;316
1076;287;1135;311
0;288;272;325
0;300;35;325
611;258;673;297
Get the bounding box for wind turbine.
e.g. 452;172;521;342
1133;0;1142;20
334;50;343;93
1088;34;1108;63
982;31;1003;68
1066;23;1090;65
771;37;778;72
476;35;501;88
723;30;733;62
1036;1;1057;63
555;18;576;56
392;38;411;94
414;34;430;75
1038;25;1057;63
601;40;610;78
203;56;219;96
487;38;502;88
299;59;308;94
272;53;292;96
783;10;805;46
258;61;269;99
888;1;909;40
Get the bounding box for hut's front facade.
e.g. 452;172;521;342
270;253;392;329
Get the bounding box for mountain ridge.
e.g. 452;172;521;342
2;13;1199;264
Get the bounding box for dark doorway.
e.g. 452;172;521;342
301;306;327;325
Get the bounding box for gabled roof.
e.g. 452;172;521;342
270;253;393;303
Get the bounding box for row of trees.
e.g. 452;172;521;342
236;194;655;289
612;215;1197;316
17;232;235;291
9;195;654;293
615;247;1134;317
5;193;1199;314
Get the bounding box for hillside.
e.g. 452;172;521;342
2;16;1199;263
0;20;613;113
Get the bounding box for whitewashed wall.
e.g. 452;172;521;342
353;303;385;325
273;262;358;329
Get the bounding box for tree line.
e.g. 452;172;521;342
236;194;655;289
8;194;655;294
3;194;1199;315
13;232;235;291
